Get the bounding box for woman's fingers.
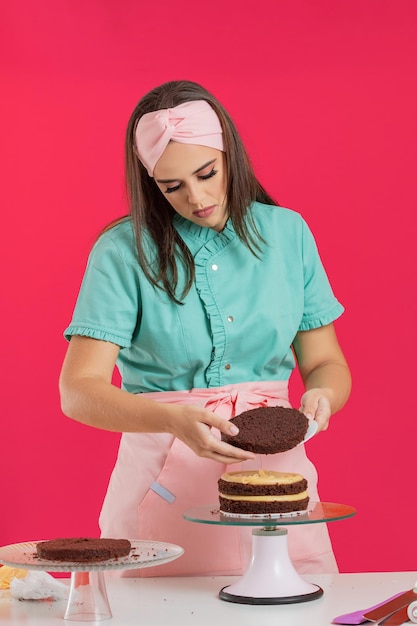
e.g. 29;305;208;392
299;389;332;432
195;422;255;461
171;405;255;462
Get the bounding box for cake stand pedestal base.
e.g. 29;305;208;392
219;528;323;605
64;571;112;621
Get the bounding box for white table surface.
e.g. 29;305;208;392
1;571;416;625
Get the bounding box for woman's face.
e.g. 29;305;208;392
153;142;228;232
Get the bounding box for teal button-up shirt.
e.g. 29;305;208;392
64;203;344;393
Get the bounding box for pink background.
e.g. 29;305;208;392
2;1;416;573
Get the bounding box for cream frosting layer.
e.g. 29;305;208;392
219;491;309;502
220;469;304;486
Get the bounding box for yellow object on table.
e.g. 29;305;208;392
0;565;28;589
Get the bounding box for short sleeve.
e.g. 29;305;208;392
299;218;344;331
64;228;141;347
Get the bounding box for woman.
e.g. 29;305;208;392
60;80;351;576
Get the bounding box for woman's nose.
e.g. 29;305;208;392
186;182;205;205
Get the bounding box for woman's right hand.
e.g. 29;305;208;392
60;337;255;464
165;403;256;465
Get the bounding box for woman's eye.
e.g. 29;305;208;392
165;184;181;194
199;168;217;180
163;168;217;194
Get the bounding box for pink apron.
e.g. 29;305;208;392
99;381;338;576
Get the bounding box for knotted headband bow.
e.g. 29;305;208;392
135;100;224;176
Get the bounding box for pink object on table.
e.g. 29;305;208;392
332;592;405;624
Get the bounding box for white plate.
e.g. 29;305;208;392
0;540;184;572
299;419;318;444
219;509;310;519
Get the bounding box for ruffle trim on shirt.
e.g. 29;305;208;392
298;302;345;331
192;222;237;387
173;214;226;243
64;325;131;348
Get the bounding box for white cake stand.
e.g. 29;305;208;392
184;501;355;605
0;539;184;621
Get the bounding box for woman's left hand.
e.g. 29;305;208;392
299;388;332;432
293;323;352;433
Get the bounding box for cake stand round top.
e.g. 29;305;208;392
0;540;184;573
183;501;356;526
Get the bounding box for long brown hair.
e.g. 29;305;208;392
122;80;277;303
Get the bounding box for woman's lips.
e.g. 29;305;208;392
192;205;216;218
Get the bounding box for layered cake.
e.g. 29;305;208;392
221;406;309;454
36;538;132;562
218;469;309;515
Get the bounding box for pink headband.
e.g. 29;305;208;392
135;100;224;176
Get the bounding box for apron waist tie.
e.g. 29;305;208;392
137;380;290;418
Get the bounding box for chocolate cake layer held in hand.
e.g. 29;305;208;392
221;406;309;454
